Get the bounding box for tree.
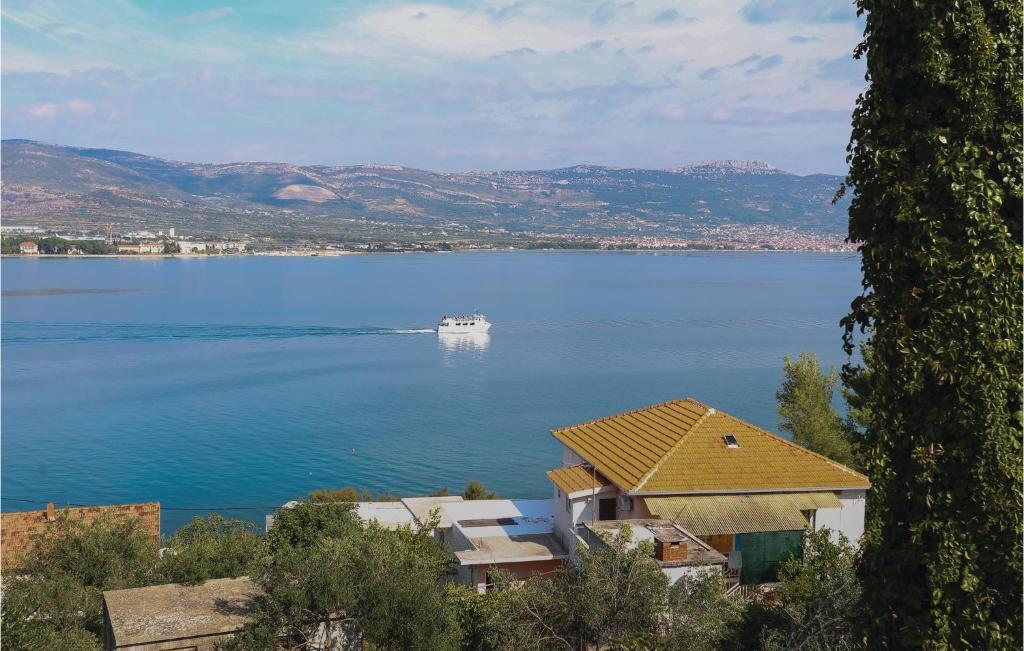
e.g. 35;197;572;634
338;519;461;650
548;524;669;648
227;501;363;650
461;480;496;501
660;571;744;651
445;579;553;650
761;529;860;651
266;500;361;552
160;514;267;585
232;502;459;650
776;352;857;467
2;512;160;646
841;0;1022;646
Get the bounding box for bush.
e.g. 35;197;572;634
160;514;267;585
1;512;160;646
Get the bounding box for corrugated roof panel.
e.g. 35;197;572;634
643;493;839;536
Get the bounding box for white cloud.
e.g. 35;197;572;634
1;0;867;173
338;5;591;58
66;99;95;115
26;103;59;119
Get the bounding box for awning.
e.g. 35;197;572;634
643;492;842;537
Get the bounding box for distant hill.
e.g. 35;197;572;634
1;139;849;243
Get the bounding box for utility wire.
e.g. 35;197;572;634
0;496;282;511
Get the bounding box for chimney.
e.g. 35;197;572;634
656;540;689;562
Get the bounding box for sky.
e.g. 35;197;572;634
1;1;866;174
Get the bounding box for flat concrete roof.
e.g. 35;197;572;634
443;499;568;565
401;496;465;528
355;501;417;529
103;577;260;647
442;499;555;538
455;532;568;565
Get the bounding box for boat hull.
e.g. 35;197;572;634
437;323;491;334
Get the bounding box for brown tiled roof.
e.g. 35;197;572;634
546;465;611;494
552;398;869;493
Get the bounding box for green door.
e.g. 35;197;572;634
737;530;803;584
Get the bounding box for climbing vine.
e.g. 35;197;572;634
841;0;1022;647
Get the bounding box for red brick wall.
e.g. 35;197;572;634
656;541;689;562
1;502;160;571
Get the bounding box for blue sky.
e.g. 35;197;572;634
1;1;865;174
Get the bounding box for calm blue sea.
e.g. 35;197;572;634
1;252;861;533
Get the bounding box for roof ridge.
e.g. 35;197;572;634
551;397;707;435
713;407;869;482
633;403;717;492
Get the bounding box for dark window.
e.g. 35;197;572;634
723;434;739;448
599;498;617;521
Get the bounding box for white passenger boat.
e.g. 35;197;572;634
437;313;491;334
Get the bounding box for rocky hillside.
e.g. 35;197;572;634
1;140;848;242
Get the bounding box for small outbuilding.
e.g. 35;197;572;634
102;577;260;650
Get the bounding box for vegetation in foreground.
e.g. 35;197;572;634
841;0;1022;646
0;500;861;651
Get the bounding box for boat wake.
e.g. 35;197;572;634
1;322;437;345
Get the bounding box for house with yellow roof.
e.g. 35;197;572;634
546;398;870;585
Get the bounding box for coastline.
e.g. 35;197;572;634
0;247;855;260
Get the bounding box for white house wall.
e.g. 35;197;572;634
552;486;597;559
662;564;722;586
814;489;866;544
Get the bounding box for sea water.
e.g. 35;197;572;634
1;251;861;532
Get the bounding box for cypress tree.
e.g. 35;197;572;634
841;0;1022;647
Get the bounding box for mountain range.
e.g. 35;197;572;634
1;140;849;245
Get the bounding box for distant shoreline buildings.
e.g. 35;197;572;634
0;222;854;256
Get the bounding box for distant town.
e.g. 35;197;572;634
1;222;855;257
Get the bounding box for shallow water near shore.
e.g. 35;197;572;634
1;251;860;532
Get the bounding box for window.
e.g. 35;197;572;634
723;434;740;448
598;498;617;521
565;494;571;513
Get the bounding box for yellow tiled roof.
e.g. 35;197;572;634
546;465;611;495
645;492;842;536
551;398;869;493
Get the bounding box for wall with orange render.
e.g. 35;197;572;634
474;559;565;587
1;502;160;571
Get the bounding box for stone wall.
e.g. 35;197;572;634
1;502;160;571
